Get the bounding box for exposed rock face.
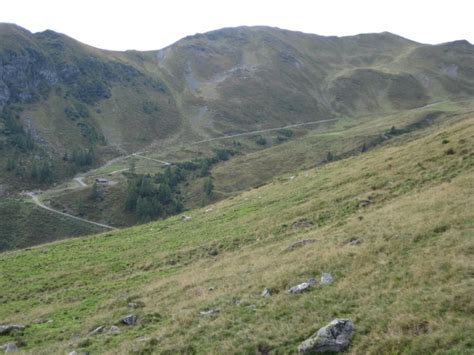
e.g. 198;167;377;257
288;278;316;294
298;319;354;353
0;325;25;335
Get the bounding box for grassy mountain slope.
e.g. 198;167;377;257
1;23;474;251
39;100;468;228
0;198;100;250
2;25;474;192
1;110;472;353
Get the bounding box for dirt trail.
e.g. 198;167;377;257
131;153;171;166
190;118;338;145
73;177;87;187
25;192;117;230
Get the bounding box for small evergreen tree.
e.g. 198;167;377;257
204;177;214;197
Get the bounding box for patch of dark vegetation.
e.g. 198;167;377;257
142;100;160;115
65;147;96;168
30;160;55;183
64;103;90;120
124;171;184;222
124;149;238;222
0;105;34;152
413;224;450;243
176;148;238;177
255;135;267;146
319;111;446;166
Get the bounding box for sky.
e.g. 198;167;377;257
1;0;473;51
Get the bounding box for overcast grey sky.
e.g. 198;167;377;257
2;0;473;51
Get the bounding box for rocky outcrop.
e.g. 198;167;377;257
298;319;353;353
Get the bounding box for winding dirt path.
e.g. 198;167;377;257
190;118;339;145
131;153;171;166
25;192;117;230
73;177;87;187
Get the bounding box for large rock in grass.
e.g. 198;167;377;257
0;325;24;335
298;319;353;353
320;273;333;285
0;342;18;352
288;278;316;294
120;314;138;326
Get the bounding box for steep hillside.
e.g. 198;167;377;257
1;24;474;195
0;110;472;353
0;24;180;192
1;24;474;252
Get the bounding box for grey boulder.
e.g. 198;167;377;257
0;325;24;335
88;325;121;336
200;309;220;317
298;319;353;353
320;273;333;285
288;278;316;294
121;314;138;326
261;288;271;297
1;342;18;352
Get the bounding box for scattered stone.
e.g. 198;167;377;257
208;287;215;292
358;200;370;208
88;325;105;336
261;288;271;298
200;309;220;317
320;273;333;285
0;342;18;352
298;319;354;353
88;325;121;336
288;278;316;294
0;325;25;335
121;314;138;326
232;298;241;305
128;301;145;309
291;219;314;231
348;238;361;246
68;352;78;355
285;239;317;252
205;208;213;213
182;215;192;221
108;326;121;334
